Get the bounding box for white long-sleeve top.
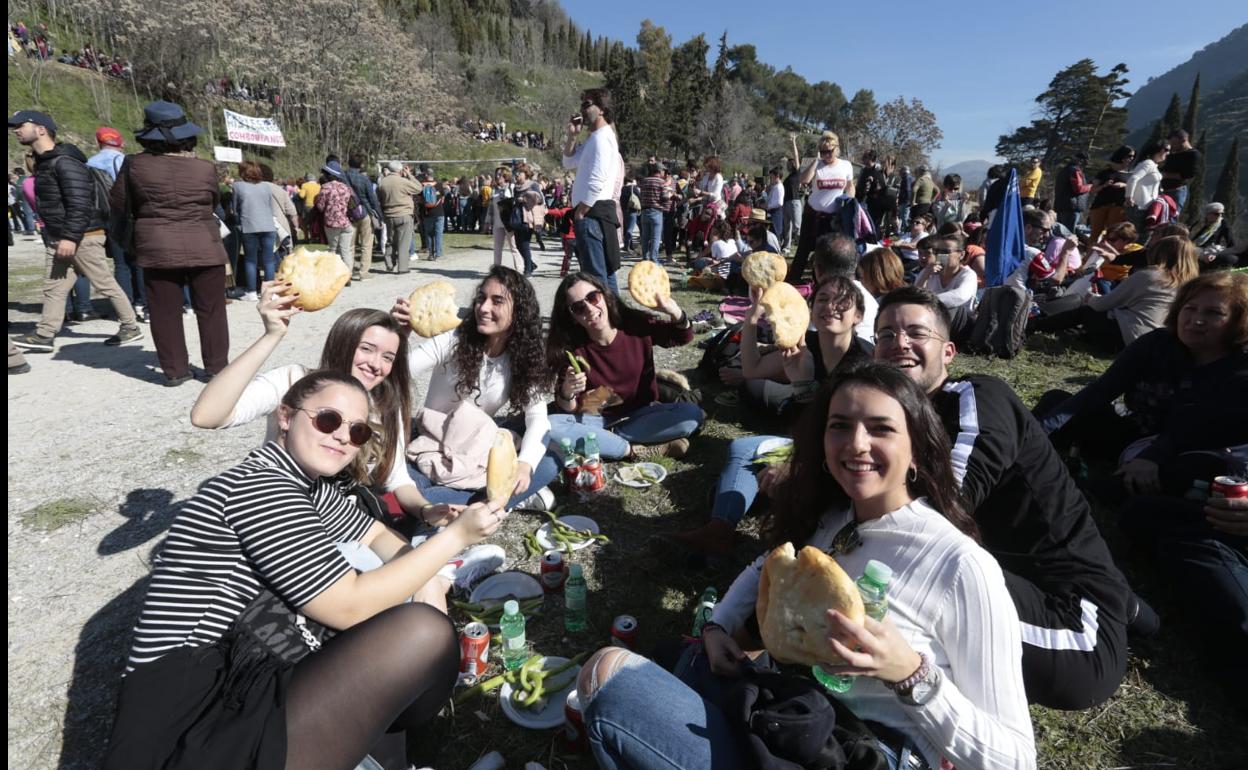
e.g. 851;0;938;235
766;181;785;210
563;125;620;208
225;363;413;493
1124;159;1161;208
407;331;550;469
712;499;1036;770
916;265;977;310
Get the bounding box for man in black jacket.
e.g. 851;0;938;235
9;110;140;352
872;286;1144;710
345;153;381;280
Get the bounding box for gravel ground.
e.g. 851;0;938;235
5;233;592;769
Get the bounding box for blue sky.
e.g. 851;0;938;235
563;1;1244;165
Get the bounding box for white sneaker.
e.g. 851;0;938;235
515;485;555;512
240;291;258;301
438;544;505;592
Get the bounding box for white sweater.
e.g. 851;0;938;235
1124;159;1161;208
713;500;1036;770
917;265;977;310
407;331;550;469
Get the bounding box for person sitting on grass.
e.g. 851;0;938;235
577;363;1037;770
912;229;976;344
688;220;740;293
106;370;506;770
545;272;704;461
1084;221;1144;295
857;245;907;300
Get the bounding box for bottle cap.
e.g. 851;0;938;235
503;599;520;615
569;564;583;578
863;559;892;586
586;432;597;440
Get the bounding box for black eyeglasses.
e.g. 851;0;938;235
826;519;863;557
876;327;944;345
293;407;376;447
569;290;604;318
819;149;835;156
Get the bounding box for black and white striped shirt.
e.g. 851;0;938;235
126;442;373;671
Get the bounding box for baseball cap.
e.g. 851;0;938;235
8;110;57;133
95;126;124;147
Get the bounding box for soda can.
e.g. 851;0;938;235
563;462;581;491
541;549;567;593
578;458;607;495
1211;475;1248;499
610;615;639;650
563;690;589;752
459;622;490;679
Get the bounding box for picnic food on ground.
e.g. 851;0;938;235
526;511;609;557
616;463;663;485
627;260;671;308
454;651;588;707
453;595;544;626
759;282;811;349
756;542;865;667
486;429;519;504
274;246;351;311
741;251;789;289
407;280;462;337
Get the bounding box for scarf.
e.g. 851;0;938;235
1191;216;1223;247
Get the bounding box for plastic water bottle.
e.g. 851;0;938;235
564;564;588;632
692;587;718;637
583;432;601;462
499;600;528;671
812;560;893;693
560;437;579;490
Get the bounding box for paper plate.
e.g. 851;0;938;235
753;437;793;460
613;462;667;488
469;571;543;608
499;656;581;729
535;515;601;551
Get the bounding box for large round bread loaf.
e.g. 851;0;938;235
485;429;519;504
759;282;810;349
627;260;670;308
741;251;788;289
274;247;351;311
407;280;462;337
756;542;865;666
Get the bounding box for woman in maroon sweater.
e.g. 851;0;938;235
545;272;704;459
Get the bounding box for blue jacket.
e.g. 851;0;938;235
345;167;381;217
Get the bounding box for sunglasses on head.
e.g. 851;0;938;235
293;407;376;446
569;289;604;317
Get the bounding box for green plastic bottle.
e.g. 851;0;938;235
692;587;718;637
564;564;588;632
812;559;893;693
499;599;528;670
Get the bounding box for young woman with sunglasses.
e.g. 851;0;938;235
787;131;855;283
107;370;505;770
575;364;1035;770
544;272;705;460
391;265;559;508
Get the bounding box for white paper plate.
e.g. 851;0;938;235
613;462;668;488
469;571;543;608
535;515;601;551
753;437;793;460
499;656;581;729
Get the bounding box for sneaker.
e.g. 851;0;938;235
12;333;54;352
9;362;32;374
134;305;149;323
515;486;556;512
164;373;193;387
628;438;690;460
240;291;259;301
104;325;143;346
439;544;506;593
183;306;195;316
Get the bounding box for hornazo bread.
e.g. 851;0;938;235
741;251;788;289
759;282;810;349
407;280;461;337
275;247;351;311
756;542;864;666
627;260;671;308
485;429;519;504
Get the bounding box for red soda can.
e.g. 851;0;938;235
578;458;607;495
541;549;567;593
563;690;589;752
1211;475;1248;499
459;622;490;679
610;615;639;650
563;462;581;491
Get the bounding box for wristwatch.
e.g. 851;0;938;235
894;652;942;707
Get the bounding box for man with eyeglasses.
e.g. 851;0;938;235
562;88;623;292
872;286;1148;711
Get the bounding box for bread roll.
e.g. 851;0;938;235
407;280;461;337
741;251;788;289
274;247;351;311
627;260;670;308
485;429;519;504
759;282;810;349
756;542;864;666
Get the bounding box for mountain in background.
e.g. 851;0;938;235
1124;24;1248;131
941;159;992;190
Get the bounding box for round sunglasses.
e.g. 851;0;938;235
293;407;376;446
569;289;604;318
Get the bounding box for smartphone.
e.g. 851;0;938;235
570;114;583;126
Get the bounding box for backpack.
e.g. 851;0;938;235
422;184;440;210
966;285;1030;358
698;321;746;376
53;155;113;222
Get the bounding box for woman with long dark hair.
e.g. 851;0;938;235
574;363;1035;770
545;271;704;460
392;265;559;509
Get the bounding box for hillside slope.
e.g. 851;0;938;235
1124;24;1248;131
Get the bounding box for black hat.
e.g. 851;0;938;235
8;110;57;134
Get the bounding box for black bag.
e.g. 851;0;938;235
966;285;1029;358
233;588;335;667
698;321;746;376
53;154;113;222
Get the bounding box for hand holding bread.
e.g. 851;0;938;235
756;542;863;666
627;260;671;308
758;283;810;349
274;247;351;311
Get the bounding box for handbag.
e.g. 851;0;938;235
233;588;335;667
347;189;367;222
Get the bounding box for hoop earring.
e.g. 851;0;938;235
908;467;918;483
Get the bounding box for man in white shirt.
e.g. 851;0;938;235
562;88;622;292
765;167;785;243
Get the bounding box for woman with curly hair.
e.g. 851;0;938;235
392;265;559;509
544;272;704;460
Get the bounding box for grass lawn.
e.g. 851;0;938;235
415;276;1239;770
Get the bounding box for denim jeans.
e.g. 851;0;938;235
769;207;784;242
640;208;663;263
241;230;277;293
108;235;146;307
513;223;536;274
424;214;444;259
1171;185;1189;217
408;449;561;508
574;216;618;293
709;435;786;526
65;275;92;315
547;403;705;460
623;211;638;251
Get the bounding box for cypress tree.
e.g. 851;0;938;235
1212;136;1240;226
1184;130;1207;226
1160;92;1183;138
1183;73;1200;136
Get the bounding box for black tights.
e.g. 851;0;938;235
285;603;458;770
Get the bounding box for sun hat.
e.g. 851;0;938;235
135;101;202;142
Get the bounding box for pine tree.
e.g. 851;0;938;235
1160;92;1183;137
1184;130;1208;226
1212;135;1240;226
1183;73;1200;136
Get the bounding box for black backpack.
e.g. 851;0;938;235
51;154;113;222
966;285;1030;358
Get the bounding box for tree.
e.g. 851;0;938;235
865;97;943;169
839;89;877;156
1184;130;1208;226
1212;135;1240;226
1183;73;1201;136
663;34;712;160
1160;92;1183;137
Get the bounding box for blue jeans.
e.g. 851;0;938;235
241;231;277;293
623;211;638;251
424;214;444;258
574;216;618;293
710;435;785;526
65;275;92;315
548;403;705;460
513;223;536;274
1171;185;1189;217
769;207;784;242
640;208;663;263
109;236;146;307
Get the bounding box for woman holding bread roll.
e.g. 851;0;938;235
545;272;705;461
575;363;1036;770
391;265;561;509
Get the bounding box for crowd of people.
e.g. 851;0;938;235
202;77;283;106
8;82;1247;770
462;118;549;149
8;21;132;78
